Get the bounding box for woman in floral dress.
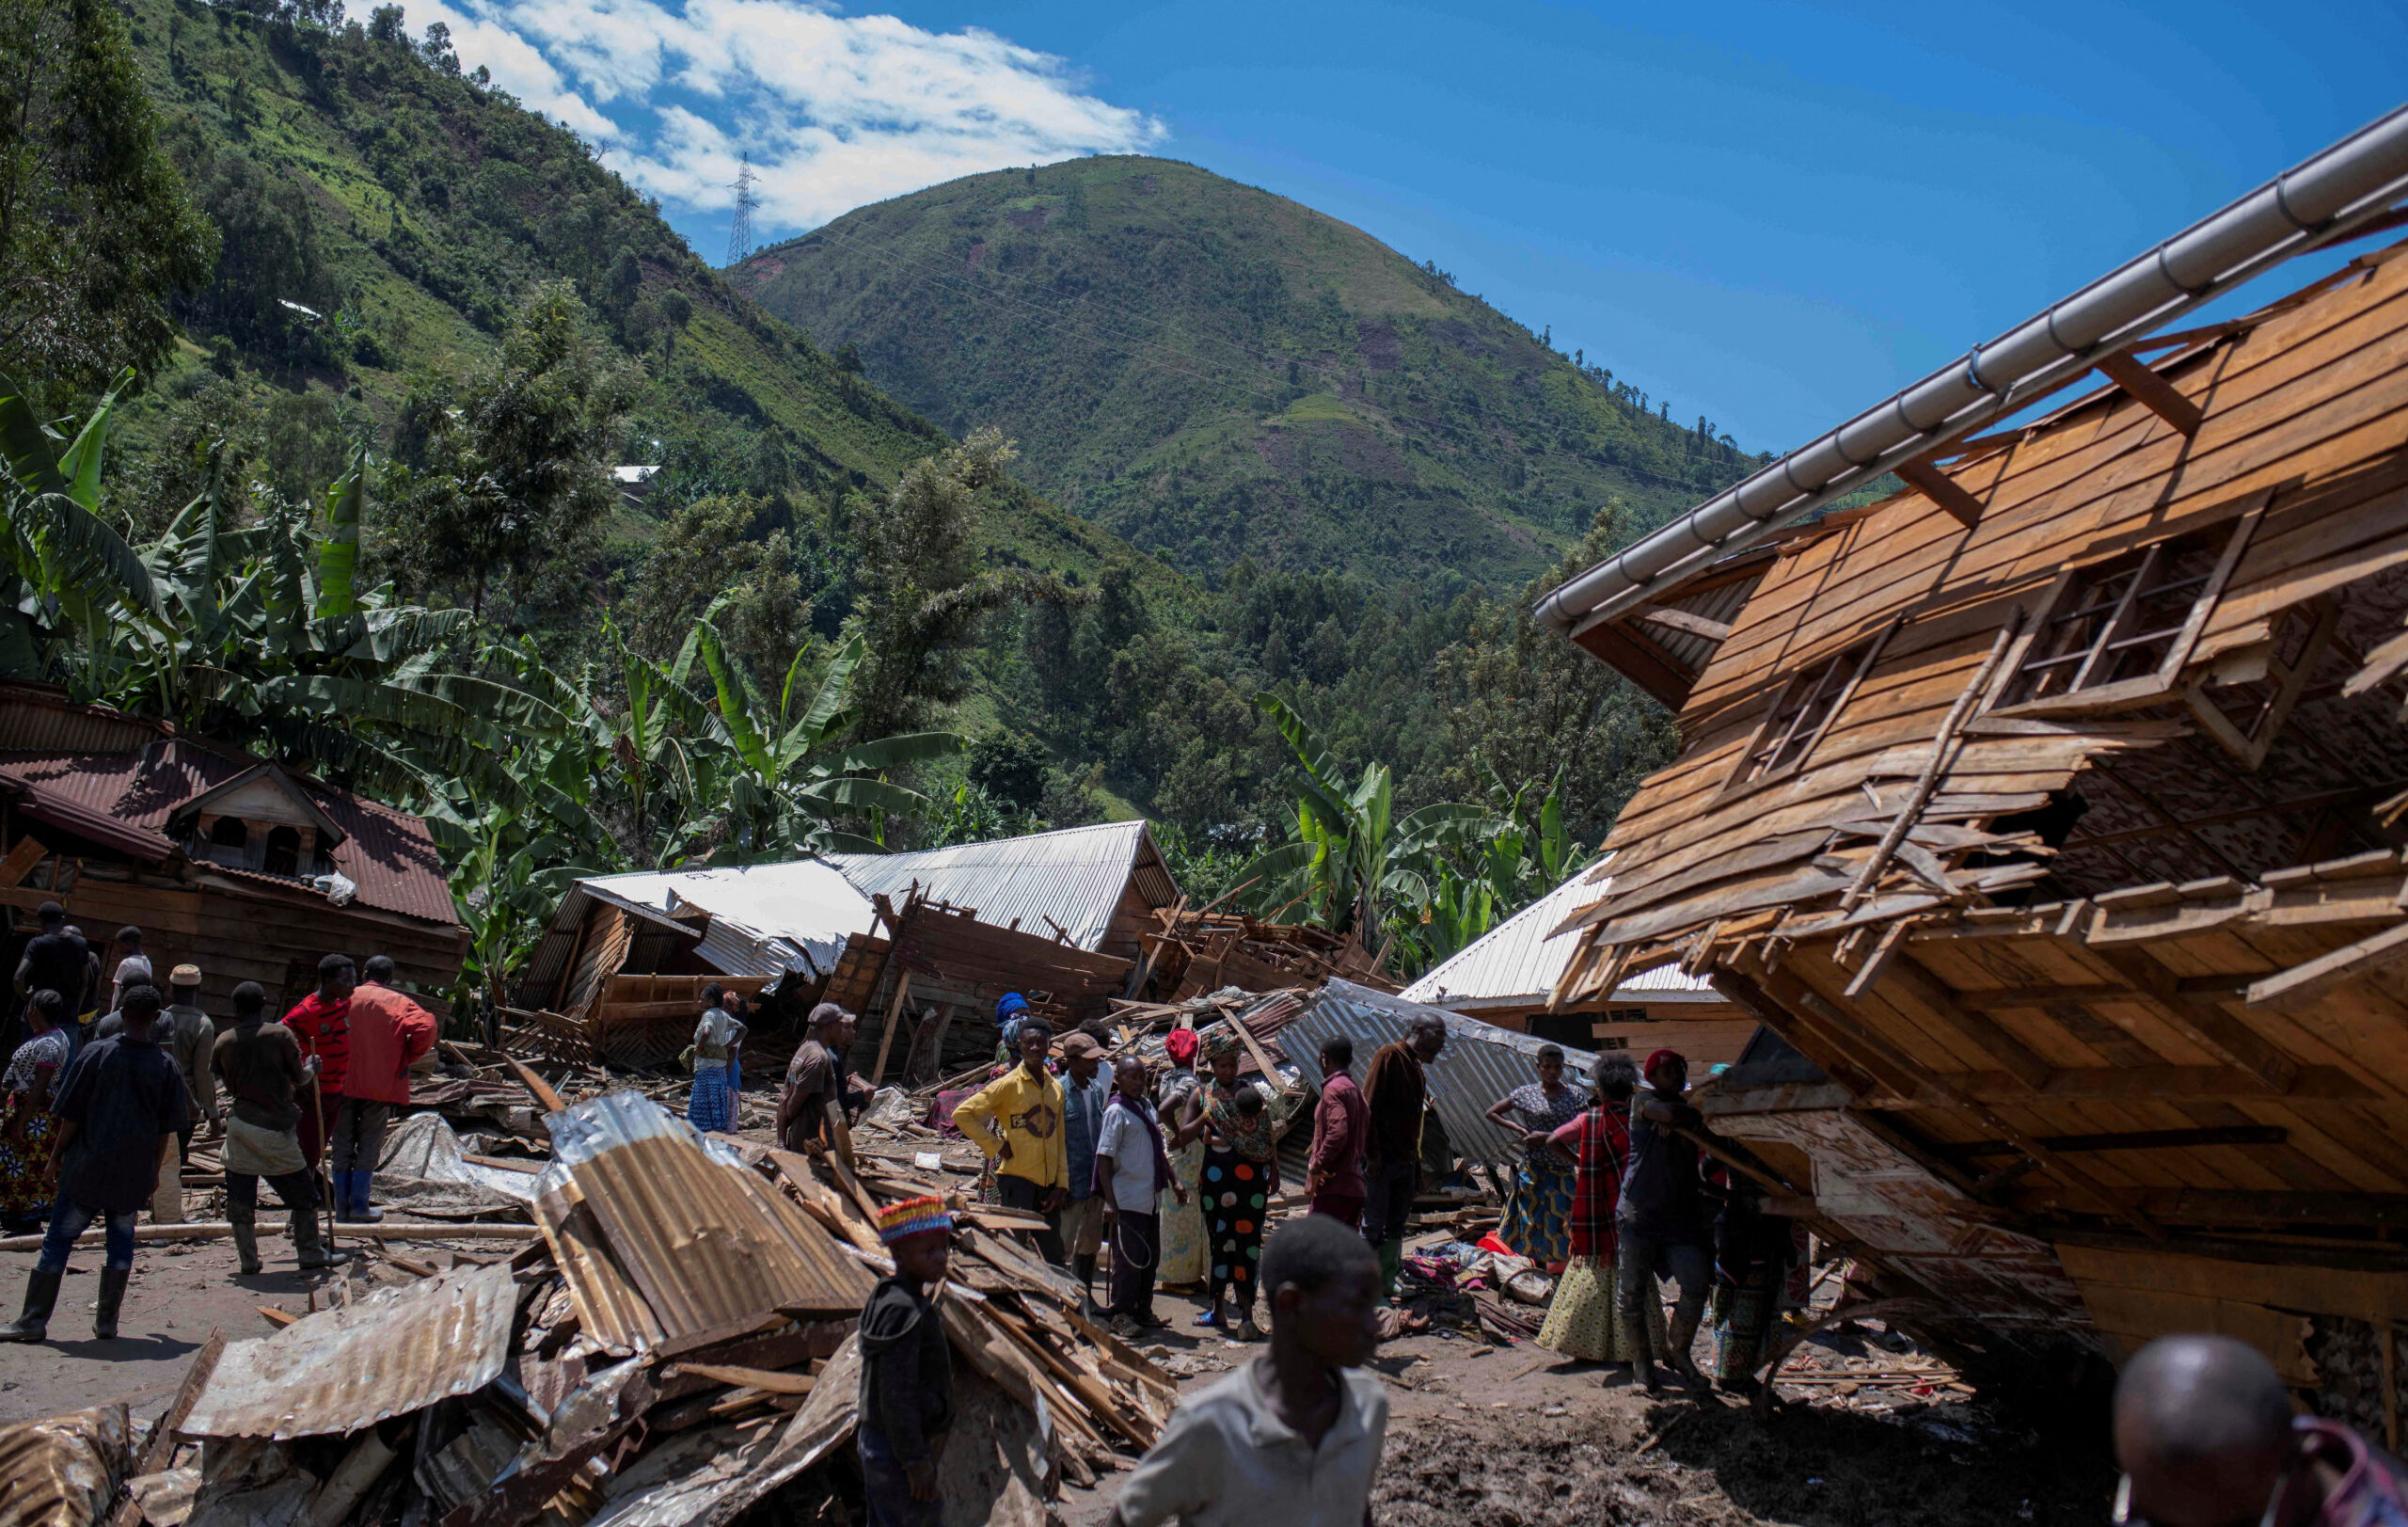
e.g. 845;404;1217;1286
0;992;71;1233
1485;1044;1588;1269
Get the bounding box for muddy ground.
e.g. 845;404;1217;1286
0;1164;2119;1527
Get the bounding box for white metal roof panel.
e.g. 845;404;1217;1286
1400;866;1719;1009
827;819;1176;952
577;860;874;978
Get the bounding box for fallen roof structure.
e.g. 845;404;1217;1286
1400;867;1756;1062
513;823;1179;1069
1528;109;2408;1402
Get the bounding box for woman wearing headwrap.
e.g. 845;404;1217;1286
1536;1057;1664;1369
1153;1026;1208;1290
1483;1043;1586;1270
1172;1024;1281;1341
686;988;746;1134
991;993;1030;1067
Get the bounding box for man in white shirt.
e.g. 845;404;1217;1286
1113;1215;1387;1527
1097;1054;1185;1335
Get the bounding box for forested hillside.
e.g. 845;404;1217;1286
100;0;1154;617
734;156;1767;588
4;0;1713;991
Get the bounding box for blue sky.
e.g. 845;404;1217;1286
422;0;2405;453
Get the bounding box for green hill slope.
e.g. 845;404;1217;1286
733;155;1766;589
109;0;1149;586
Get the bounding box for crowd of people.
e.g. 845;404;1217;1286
0;900;436;1343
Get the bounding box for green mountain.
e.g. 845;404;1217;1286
732;155;1766;590
107;0;1149;586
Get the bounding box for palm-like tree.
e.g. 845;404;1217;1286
1233;692;1489;939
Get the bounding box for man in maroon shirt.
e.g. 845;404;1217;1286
280;955;355;1172
1307;1034;1369;1229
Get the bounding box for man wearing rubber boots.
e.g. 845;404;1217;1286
0;984;189;1343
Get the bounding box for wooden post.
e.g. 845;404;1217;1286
869;972;912;1088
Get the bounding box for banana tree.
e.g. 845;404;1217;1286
690;606;962;861
0;371;161;681
1233;692;1490;937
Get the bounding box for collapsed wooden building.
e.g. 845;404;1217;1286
1533;113;2408;1408
512;821;1182;1078
0;683;466;1020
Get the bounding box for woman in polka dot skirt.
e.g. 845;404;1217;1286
1172;1025;1280;1341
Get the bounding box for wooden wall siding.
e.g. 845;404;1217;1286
1551;240;2408;1000
584;973;771;1068
0;867;464;1024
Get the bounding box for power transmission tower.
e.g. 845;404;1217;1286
726;154;759;266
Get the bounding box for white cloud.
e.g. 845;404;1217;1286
420;0;1164;234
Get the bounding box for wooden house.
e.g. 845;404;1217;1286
0;683;466;1024
1531;139;2408;1408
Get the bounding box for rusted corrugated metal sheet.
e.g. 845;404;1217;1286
543;1093;873;1347
180;1263;518;1440
1284;979;1599;1165
0;1403;127;1526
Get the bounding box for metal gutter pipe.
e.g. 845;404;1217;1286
1533;103;2408;637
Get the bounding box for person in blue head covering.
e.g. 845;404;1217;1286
992;993;1030;1065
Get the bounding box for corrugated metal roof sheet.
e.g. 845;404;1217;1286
828;819;1178;953
181;1262;518;1439
573;861;874;980
1284;979;1601;1165
538;1092;874;1347
0;1403;126;1526
0;738;458;927
1401;867;1719;1009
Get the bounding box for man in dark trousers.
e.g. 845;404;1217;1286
212;981;347;1274
1360;1014;1446;1302
859;1195;956;1527
1618;1048;1715;1392
0;984;189;1343
281;954;355;1172
1307;1033;1368;1229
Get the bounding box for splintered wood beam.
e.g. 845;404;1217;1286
1957;981;2251;1009
1574;619;1699;711
1636;606;1735;643
1894;456;1987;530
2248;921;2408;1009
2095;350;2205;436
1877;953;2054;1090
2083;946;2301;1093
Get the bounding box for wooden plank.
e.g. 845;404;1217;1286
669;1361;818;1395
2081;946;2302;1092
2096;350;2206;436
2247;921;2408;1010
1874;953;2055;1090
1939;1124;2290;1158
1894;455;1988;529
0;836;48;888
1637;606;1735;642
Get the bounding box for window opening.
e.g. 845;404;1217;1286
263;826;303;878
208;817;247;849
1994;499;2264;715
1721;622;1897;797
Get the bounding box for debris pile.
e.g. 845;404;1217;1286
1136;905;1399;1000
55;1091;1173;1527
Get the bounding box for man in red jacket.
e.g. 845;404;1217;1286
338;956;438;1223
281;954;354;1179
